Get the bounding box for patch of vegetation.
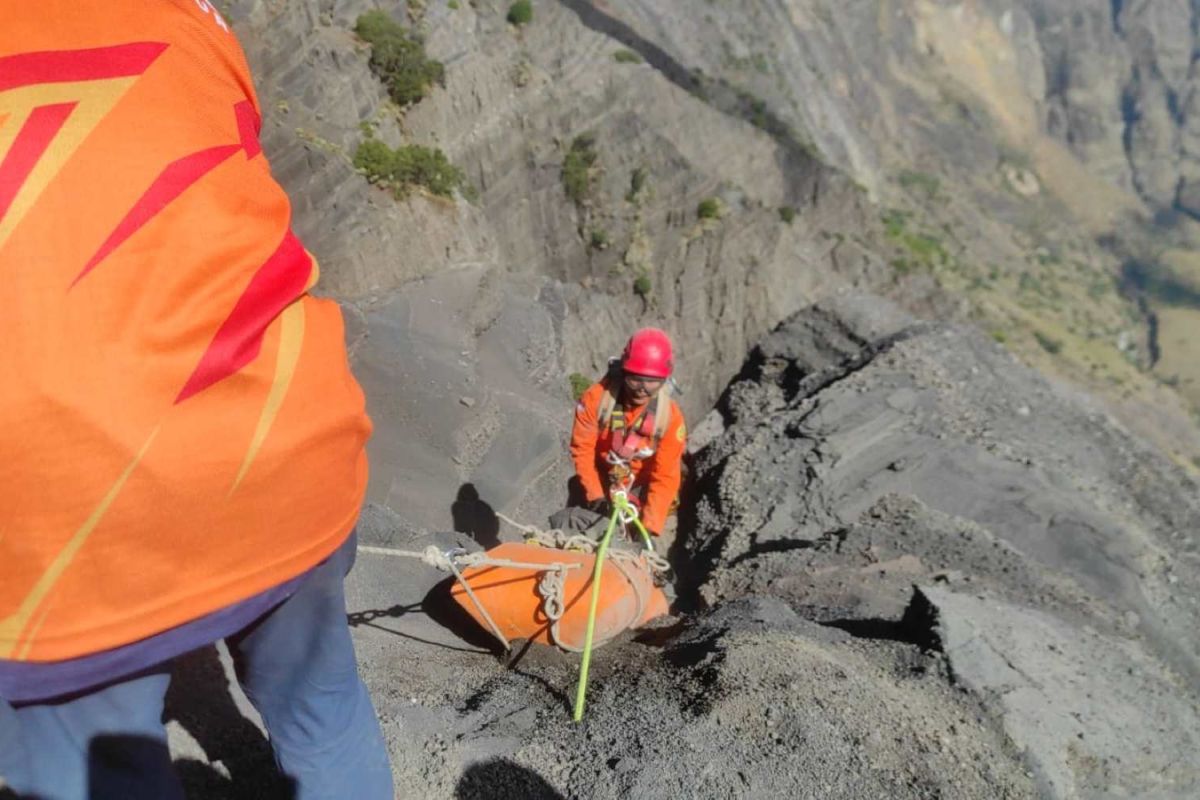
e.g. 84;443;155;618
589;228;609;250
898;170;941;199
778;206;796;224
627;167;648;202
744;93;768;130
1034;248;1062;267
562;134;598;207
613;48;643;64
355;11;445;107
510;57;533;87
353;139;466;198
295;128;344;156
569;372;592;400
633;274;652;297
1034;330;1063;355
882;209;907;238
697;197;721;220
448;0;459;8
1089;275;1113;299
881;209;949;273
991;330;1007;343
507;0;532;25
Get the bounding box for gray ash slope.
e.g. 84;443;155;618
678;294;1200;798
167;295;1200;799
159;2;1200;797
343;296;1198;799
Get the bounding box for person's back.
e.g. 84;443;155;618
0;0;368;662
0;3;391;796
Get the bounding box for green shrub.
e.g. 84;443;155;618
633;274;652;296
749;97;768;130
353;139;466;198
569;372;592;400
562;134;598;206
353;139;396;181
613;48;642;64
1087;275;1113;300
902;231;946;265
589;228;609;250
627;167;647;201
898;170;941;198
778;205;796;224
355;11;445;107
697;197;721;220
882;209;908;238
881;209;948;271
1034;331;1063;355
448;0;460;8
507;0;532;25
991;330;1007;343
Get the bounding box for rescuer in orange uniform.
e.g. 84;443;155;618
0;2;391;797
553;328;687;539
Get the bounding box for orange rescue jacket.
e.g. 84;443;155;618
569;379;686;534
0;1;371;661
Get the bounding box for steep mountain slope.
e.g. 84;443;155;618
162;3;1200;796
228;0;901;531
601;0;1200;460
229;0;1200;522
681;295;1200;797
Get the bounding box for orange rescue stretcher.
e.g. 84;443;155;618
439;492;668;721
448;540;669;652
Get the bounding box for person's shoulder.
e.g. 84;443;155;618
578;380;607;410
667;397;686;423
665;398;687;442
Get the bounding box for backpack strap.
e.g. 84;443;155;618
598;384;618;430
600;378;673;463
651;384;672;444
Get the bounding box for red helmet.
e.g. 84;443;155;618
621;327;674;378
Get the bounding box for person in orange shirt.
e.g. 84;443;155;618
0;2;391;797
552;328;687;540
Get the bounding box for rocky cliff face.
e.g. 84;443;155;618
607;0;1200;217
601;0;1200;453
170;297;1200;799
226;0;906;531
674;295;1200;796
182;5;1200;793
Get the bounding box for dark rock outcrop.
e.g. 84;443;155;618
682;295;1200;796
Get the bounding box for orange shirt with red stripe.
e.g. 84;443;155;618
569;380;687;534
0;1;370;661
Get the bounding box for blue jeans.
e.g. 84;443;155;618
0;534;392;800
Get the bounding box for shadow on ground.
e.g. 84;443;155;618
165;647;294;799
455;758;565;799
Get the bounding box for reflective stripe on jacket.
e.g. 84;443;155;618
0;0;370;661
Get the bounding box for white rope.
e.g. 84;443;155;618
444;555;511;650
522;528;671;576
358;543;580;574
495;511;540;535
357;523;666;653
